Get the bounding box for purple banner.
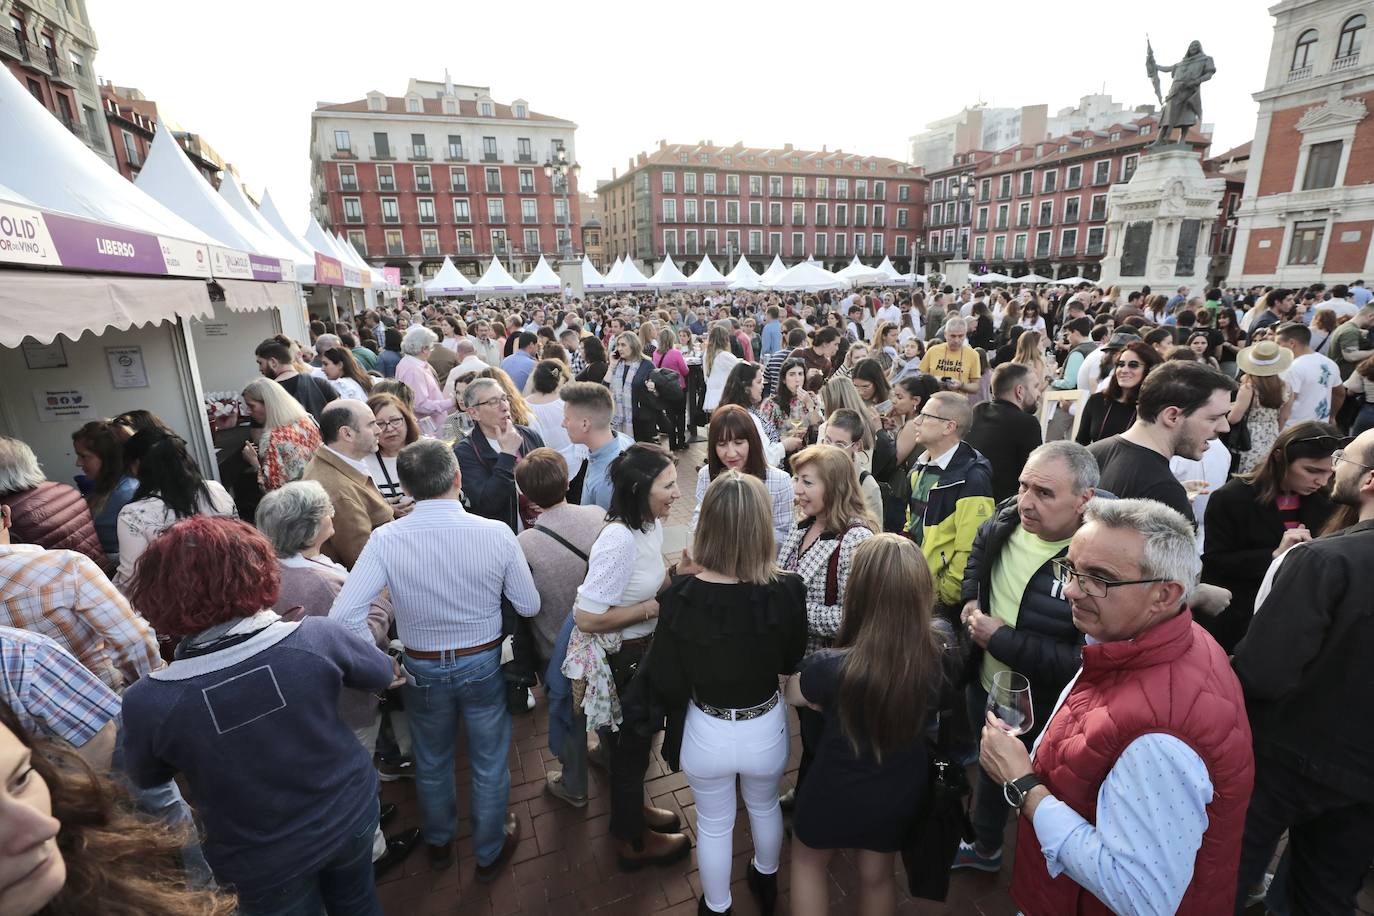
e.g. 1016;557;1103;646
248;253;286;282
43;212;169;276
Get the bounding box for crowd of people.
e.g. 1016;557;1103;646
1;274;1373;916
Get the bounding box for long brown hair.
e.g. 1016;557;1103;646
706;405;767;480
321;347;373;394
1246;372;1287;409
1104;340;1162;404
0;702;237;916
1241;420;1342;506
833;535;940;762
71;421;125;513
790;444;879;534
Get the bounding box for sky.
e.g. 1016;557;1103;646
89;0;1275;231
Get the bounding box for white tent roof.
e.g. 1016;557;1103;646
1013;272;1052;283
688;254;728;289
760;254;788;283
219;177;316;284
765;260;849;292
423;257;473;294
972;272;1011;283
257;190;344;286
135;125;296;282
875;255;901;280
473;256;522;293
521;255;562;293
581;255;609;291
304;218;361;288
613;258;652;290
725;255;763;291
1057;275;1092;285
835;255;890;286
649;253;691;288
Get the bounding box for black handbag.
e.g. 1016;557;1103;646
650;366;685;405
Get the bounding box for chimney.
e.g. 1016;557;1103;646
822;145;828;153
783;143;793;152
658;139;667;150
612;167;618;180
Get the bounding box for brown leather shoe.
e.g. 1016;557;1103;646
643;804;681;833
616;830;691;871
474;812;520;883
428;840;454;872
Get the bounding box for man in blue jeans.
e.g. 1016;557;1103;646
331;438;540;880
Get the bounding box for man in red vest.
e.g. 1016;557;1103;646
979;497;1254;916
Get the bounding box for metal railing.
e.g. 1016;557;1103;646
369;144;395;160
408;145;431;161
445;145;467;162
481;147;503;162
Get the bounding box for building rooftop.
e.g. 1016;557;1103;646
602;140;922;187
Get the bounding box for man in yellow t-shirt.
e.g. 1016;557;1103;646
919;316;982;394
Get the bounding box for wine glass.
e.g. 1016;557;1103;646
986;671;1034;738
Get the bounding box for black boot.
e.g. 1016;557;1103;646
698;896;732;915
747;861;778;916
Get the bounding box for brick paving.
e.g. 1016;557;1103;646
372;440;1371;914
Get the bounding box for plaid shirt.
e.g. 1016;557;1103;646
0;625;120;745
0;544;160;691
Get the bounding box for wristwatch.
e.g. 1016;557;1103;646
1002;773;1044;808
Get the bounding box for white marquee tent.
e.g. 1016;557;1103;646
649;253;691;288
613;258;652;290
765;260;849;292
520;255;562;293
423;257;474;296
688;255;728;289
836;255;890;286
472;257;523;295
760;254;788;284
726;255;763;291
581;255;610;292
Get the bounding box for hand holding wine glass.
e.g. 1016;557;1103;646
986;670;1034;738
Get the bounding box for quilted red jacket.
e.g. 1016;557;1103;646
2;481;109;571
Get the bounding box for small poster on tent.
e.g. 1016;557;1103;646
33;388;96;423
105;346;149;389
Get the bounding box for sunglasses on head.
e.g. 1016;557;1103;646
1284;434;1349;457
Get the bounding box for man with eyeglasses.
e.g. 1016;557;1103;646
904;391;995;611
453;378;545;533
301;400;395;569
980;497;1255;916
919;317;982;395
1231;429;1374;915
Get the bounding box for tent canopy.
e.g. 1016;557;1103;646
649;253;690;288
836;255;889;286
1057;275;1093;285
972;272;1011;283
688;254;728;288
613;258;652;290
220;177;317;285
760;255;788;283
423;257;473;295
765;260;848;292
1014;272;1052;283
304;218;361;288
521;255;562;292
472;257;522;293
581;255;609;291
726;255;763;291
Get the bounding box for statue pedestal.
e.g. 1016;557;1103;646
1098;148;1224;296
942;259;971;288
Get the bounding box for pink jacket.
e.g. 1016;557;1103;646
653;347;689;382
395;354;450;434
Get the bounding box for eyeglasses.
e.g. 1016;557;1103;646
1051;559;1168;599
472;395;511;409
377;418;407;430
821;437;857;449
1332;448;1373;472
916;412;954;424
1116;361;1145;370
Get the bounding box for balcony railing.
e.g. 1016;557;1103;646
1086;243;1106;255
415;181;433;193
1089;208;1107;221
485;182;502;194
445;145;467;162
340;179;359;191
0;30;31;63
369;144;395;160
516;151;534;163
344;213;363;224
381;214;401;224
487;215;507;224
453;214;471;224
46;52;75;85
332;144;356;159
1331;53;1360;73
450;182;468;193
522;214;539;224
386;243;405;256
481;147;503;162
1287;64;1313;82
378;180;397;193
418;214;437;224
408;145;431;161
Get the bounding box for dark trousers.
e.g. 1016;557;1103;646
600;639;654;843
794;706;825;790
1234;751;1374;916
661;400;687;449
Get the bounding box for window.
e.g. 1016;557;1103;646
1121;155;1139;182
873;204;885;227
410;133;428;158
898;184;910;202
414;166;432;192
1019;172;1033;195
704;200;717;222
1090;193;1108;220
836;204;848;226
726;229;741;253
791;232;805;256
836;178;849;198
381;198;400;223
524;228;541;252
343;198;362;223
871;234;883;255
998;175;1012;198
554;198;568;224
855;179;868;200
407;97;421;113
749;175;763;195
372;132;390;158
1063;197;1080;223
1035;231;1051;258
749;201;762;225
1066;164;1082;189
1087;226;1105;254
726;201;739;223
480;101;494;117
976;207;988;231
979;178;992;201
1013;233;1027;259
816;177;829;197
510;168;531;194
385;230;404;256
769;232;781;254
1287;220;1325;265
685;199;699;222
684;172;697;193
522;199;539;223
749;230;762;254
452;198;471;223
1060;228;1078;256
487;198;506;223
456;230;474;253
834;233;846;256
726;174;740;194
447;135;465;160
815;233;828;256
490;229;508;251
334;129;351;153
69;49;85;75
895;237;908;255
974;237;987;259
663;171;676;192
1042;170;1058;193
1093;160;1112;185
662;199;678;222
1303;141;1343;189
704;173;717;194
770;176;783;196
1337;15;1364;59
993;235;1006;259
705;228;718;252
485;168;501;193
421;229;439;255
482;137;498;161
347;231;367;256
874;180;886;200
1018;202;1031;227
996;203;1010;229
792;202;805;225
815;202;828;226
1038;201;1054;226
685;230;699;254
377;165;395;192
1293;30;1318;70
517;138;532;162
450;167;468;192
793;176;806;196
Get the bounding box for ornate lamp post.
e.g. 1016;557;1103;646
542;142;581;263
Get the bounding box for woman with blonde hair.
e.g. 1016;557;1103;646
607;330;656;440
653;472;808;916
703;322;740;411
818;375;876;455
1012;329;1054;385
787;534;951;916
776;444;879;810
240;377;321;492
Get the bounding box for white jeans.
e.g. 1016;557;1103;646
681;700;789;913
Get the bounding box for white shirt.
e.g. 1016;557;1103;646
324;445;371;477
329;377;369;402
1077;347;1108;393
1281;351;1340;427
703;351;740;411
875;304;901;330
575;520;665;639
1325;297;1357;320
1169;438;1231;550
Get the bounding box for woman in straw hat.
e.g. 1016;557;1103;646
1229;339;1295;475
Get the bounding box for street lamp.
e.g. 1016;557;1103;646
543;142;581;263
955;169;974;261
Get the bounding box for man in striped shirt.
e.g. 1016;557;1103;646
330;439;539;883
0;624;120;768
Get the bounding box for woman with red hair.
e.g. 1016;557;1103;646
118;515;395;916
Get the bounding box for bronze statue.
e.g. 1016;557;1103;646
1146;40;1215;146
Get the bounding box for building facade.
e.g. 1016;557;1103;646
923;116;1213;281
597;140;928;275
3;0;112;166
1229;0;1372;286
100;83;229;186
309;78;580;284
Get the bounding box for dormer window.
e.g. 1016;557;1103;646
1139;124;1151;135
1058;144;1068;153
443;98;457;114
480;101;493;117
406;96;421;113
367;93;386;112
513;103;527;118
1110;131;1121;141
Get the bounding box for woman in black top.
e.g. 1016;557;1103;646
1202;421;1339;651
1075;340;1163;445
786;533;951;916
652;471;807;916
576;336;609;384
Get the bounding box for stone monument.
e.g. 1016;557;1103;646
1098;40;1225;294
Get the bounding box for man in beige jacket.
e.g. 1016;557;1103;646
302;400;395;568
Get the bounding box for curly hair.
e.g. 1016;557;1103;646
0;701;236;916
126;516;280;637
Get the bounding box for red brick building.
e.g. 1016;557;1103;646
309;79;580;285
923;116;1214;281
596;141;928;275
1230;5;1371;285
100;83;232;187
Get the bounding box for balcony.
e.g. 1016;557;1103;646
457;244;475;255
854;218;867;228
1287;64;1313;82
450;182;469;194
332;144;356;159
445;145;467;162
453;213;471;224
344;213;363;224
1331;53;1360;73
516;150;535;163
485;181;502;194
487;215;507;225
381;214;401;225
522;213;539;224
1065;178;1081;190
1016;218;1031;229
385;242;405;256
47;52;76;86
60;119;88;145
340;179;359;192
418;213;437;225
481;147;503;162
0;30;31;63
874;218;886;228
378;180;397;193
408;145;431;161
1086;242;1106;255
369;144;395;160
421;244;441;256
994;220;1008;230
415;181;433;193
